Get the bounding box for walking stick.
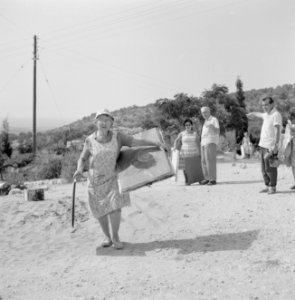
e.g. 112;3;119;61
71;179;77;228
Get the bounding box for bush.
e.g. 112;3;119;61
5;153;34;168
61;150;81;183
5;172;26;186
18;143;33;154
37;158;63;179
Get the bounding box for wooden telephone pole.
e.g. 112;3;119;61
33;35;38;155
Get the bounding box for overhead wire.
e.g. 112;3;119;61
38;0;246;95
40;0;197;48
38;58;64;122
0;13;34;39
0;58;31;95
41;45;185;92
41;0;242;50
41;0;166;39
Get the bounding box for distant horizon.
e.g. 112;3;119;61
6;117;76;133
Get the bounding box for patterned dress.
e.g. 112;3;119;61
284;123;295;167
85;131;131;218
177;131;200;169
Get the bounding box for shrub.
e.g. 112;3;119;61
5;172;26;186
18;143;33;154
37;158;63;179
6;153;34;168
61;150;81;183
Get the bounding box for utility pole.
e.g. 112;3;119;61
33;35;38;155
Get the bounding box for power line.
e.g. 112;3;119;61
41;0;243;50
38;58;64;122
42;45;184;92
41;1;197;47
0;59;30;95
0;13;33;38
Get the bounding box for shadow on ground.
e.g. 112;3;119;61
96;230;259;257
218;180;263;185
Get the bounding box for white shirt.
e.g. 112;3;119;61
259;108;282;149
201;115;220;146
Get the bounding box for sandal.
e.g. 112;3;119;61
101;237;113;247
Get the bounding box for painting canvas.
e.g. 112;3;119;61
117;128;175;193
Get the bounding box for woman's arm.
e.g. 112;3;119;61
131;138;166;150
173;133;182;150
118;131;167;150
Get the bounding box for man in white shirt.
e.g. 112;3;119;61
200;106;220;185
247;96;282;194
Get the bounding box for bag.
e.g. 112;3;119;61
269;154;280;168
174;138;182;151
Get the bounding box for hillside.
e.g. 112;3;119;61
5;82;295;153
51;83;295;135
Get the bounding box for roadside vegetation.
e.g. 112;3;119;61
1;80;294;188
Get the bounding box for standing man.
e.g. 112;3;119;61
247;96;282;194
200;106;220;185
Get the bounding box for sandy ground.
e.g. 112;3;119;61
1;158;295;300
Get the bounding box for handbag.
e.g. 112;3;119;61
269;154;280;168
174;137;182;151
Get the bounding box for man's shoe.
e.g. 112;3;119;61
200;180;209;185
207;180;216;185
268;187;276;195
290;185;295;190
259;187;269;193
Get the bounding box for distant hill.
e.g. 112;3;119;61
11;83;294;150
52;83;294;133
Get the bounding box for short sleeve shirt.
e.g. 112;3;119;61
259;108;282;149
201;116;220;146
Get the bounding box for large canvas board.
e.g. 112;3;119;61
117;128;174;193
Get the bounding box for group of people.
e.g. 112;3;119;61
73;98;295;250
173;106;220;186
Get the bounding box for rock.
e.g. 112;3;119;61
24;188;45;201
9;188;23;195
0;181;11;196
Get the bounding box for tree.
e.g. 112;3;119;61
0;118;13;158
0;118;13;179
155;93;203;132
235;77;246;109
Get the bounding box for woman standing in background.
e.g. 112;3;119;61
283;107;295;189
174;118;203;185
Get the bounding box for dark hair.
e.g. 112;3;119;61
262;96;274;104
183;118;193;126
289;107;295;120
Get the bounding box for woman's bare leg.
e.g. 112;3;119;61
109;209;123;249
98;215;111;237
98;215;112;246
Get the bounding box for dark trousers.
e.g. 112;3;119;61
260;147;278;187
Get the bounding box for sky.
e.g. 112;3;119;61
0;0;295;130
